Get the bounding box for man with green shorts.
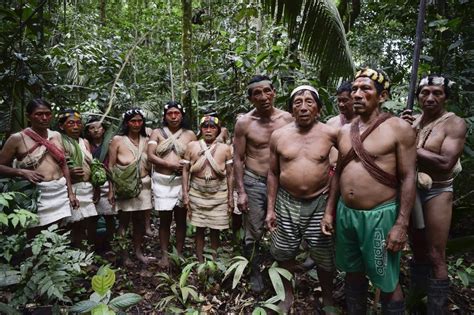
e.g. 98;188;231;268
266;85;338;313
321;68;416;314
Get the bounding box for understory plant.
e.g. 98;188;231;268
70;265;142;314
0;178;93;310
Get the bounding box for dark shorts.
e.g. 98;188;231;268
270;188;334;271
243;169;267;245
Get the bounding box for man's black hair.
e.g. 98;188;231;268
336;81;352;95
247;75;274;97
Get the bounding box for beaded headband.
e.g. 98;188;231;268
200;115;220;126
355;68;390;90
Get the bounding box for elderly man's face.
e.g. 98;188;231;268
248;82;275;113
62;116;83;139
292;90;319;128
418;85;446;114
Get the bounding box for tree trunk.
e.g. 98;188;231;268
99;0;106;26
181;0;194;126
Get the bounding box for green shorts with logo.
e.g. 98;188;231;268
335;198;401;293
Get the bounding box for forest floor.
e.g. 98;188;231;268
90;211;474;315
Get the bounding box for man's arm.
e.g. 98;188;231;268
386;120;416;252
265;132;280;232
225;145;234;213
0;134;45;182
417;117;467;172
321;129;342;236
233;118;248;212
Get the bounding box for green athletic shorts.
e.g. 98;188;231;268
335;198;401;293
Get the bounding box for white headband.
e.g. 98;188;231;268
419;76;455;88
290;85;319;98
247;80;273;90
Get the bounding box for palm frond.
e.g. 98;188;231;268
262;0;354;80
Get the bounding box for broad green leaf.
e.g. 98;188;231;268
252;307;267;315
108;293;142;310
70;300;99;313
275;267;292;281
232;260;248;289
91;303;115;315
92;267;116;296
0;213;8;226
179;261;198;288
181;286;190;303
457;270;470;287
268;267;285;301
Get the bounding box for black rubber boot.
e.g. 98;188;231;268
408;261;431;314
344;280;368;315
243;243;264;293
382;300;405;315
427;277;449;315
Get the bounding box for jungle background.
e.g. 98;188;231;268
0;0;473;314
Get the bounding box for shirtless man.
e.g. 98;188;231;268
327;81;356;168
321;68;416;314
266;85;337;312
182;115;233;262
401;75;466;313
0;99;78;236
109;108;153;265
234;75;293;292
147;101;196;269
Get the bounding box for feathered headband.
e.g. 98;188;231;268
355;68;390;90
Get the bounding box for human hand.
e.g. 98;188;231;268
237;192;249;213
321;212;335;236
227;197;234;215
265;209;277;232
69;194;80;210
400;109;415;125
107;190;115;206
93;187;101;204
386;223;408;253
70;167;85;180
20;169;44;183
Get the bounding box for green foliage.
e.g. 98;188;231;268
1;224;93;308
70;265;142;314
223;255;249;289
448;257;474;288
268;262;293;302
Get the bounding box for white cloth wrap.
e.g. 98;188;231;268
96;182;116;216
116;175;153;212
64;181;97;223
151;172;183;211
34;177;72;227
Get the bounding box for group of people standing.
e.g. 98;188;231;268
0;67;466;314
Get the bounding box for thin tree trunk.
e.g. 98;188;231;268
99;0;106;26
181;0;194;126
